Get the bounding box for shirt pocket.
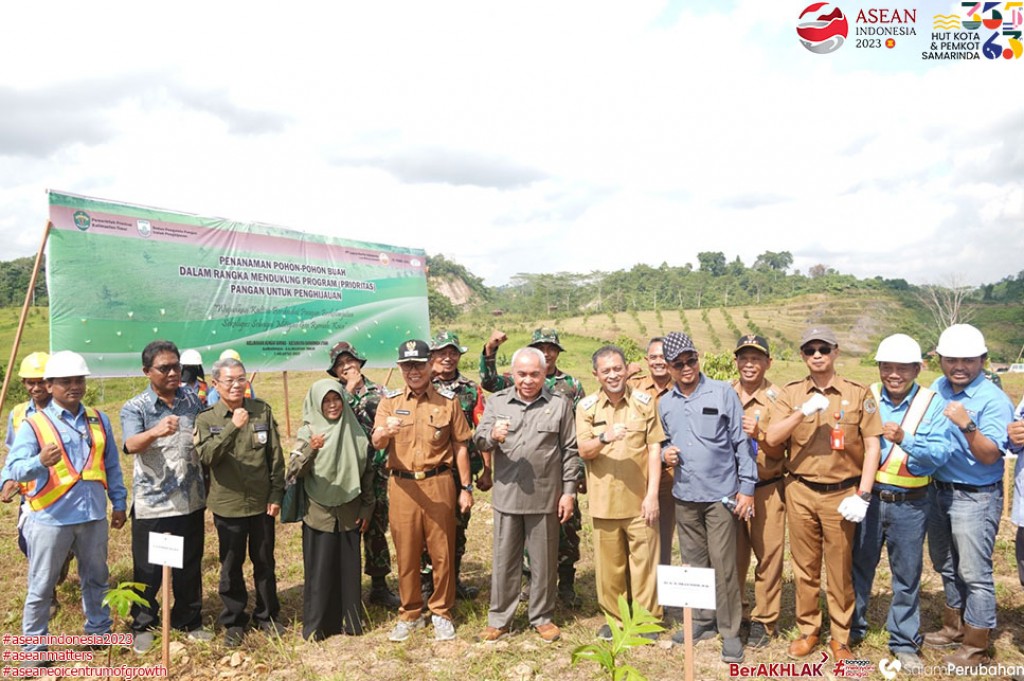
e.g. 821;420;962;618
537;421;560;447
626;418;647;447
430;422;451;446
251;422;270;450
697;408;723;439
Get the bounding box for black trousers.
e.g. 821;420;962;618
213;513;280;628
302;522;363;640
130;508;205;632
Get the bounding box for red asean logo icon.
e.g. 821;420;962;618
797;2;849;54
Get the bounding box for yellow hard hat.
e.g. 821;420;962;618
219;349;241;362
19;352;50;379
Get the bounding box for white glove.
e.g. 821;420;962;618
838;495;869;523
800;393;830;416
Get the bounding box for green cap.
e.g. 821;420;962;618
430;330;467;354
529;327;564;351
327;341;367;377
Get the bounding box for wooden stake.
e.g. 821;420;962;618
683;606;694;681
0;221;51;416
161;564;171;670
383;367;394;387
282;371;292;439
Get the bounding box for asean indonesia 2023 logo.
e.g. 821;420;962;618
797;2;849;53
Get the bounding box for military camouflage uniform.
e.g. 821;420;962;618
479;344;586;598
346;377;392;578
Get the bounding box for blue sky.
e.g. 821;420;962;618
0;1;1021;286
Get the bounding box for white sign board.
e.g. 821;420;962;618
657;565;716;610
148;532;184;569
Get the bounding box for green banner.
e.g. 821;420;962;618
47;191;429;376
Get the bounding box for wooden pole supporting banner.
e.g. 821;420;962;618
383;367;394;387
683;604;694;681
161;564;171;670
282;371;292;439
0;221;51;417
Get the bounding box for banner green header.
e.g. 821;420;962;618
47;191;430;376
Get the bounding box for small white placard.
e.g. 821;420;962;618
657;565;716;610
148;532;184;569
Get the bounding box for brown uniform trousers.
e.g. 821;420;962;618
627;374;675;565
771;376;883;643
732;379;786;633
374;384;472;622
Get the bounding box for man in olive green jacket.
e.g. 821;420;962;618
194;357;285;647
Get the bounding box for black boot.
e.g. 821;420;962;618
368;575;401;608
557;568;581;608
455;556;478;600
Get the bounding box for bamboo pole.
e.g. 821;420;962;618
0;222;51;416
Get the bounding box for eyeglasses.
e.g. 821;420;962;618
218;376;248;386
669;357;699;369
802;345;833;356
151;363;182;375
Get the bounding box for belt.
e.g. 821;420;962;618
793;475;859;493
873;488;928;503
755;476;784;489
932;480;1000;493
392;464;450;481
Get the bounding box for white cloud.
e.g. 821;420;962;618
1;0;1021;287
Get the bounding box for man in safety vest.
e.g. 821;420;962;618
850;334;953;674
180;348;209;407
4;351;127;664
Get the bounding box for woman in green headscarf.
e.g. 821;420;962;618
288;378;375;640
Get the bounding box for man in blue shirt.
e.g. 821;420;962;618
850;334;953;674
5;351;127;664
924;324;1014;670
658;332;756;664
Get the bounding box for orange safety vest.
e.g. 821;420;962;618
870;383;936;489
10;401;41;496
23;408;108;511
196;379;208;404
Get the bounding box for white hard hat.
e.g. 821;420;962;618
220;349;241;361
180;349;203;365
874;334;922;364
44;351;91;379
935;324;987;357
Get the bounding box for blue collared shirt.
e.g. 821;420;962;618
120;386;206;519
877;383;954;479
930;373;1014;486
659;375;757;502
1011;397;1023;527
6;401;127;526
4;400;48;449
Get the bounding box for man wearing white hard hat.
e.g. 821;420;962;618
4;351;127;665
180;349;209;407
206;349;255;405
850;334;954;674
924;324;1015;669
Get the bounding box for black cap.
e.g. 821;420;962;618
734;334;770;357
396;339;431;363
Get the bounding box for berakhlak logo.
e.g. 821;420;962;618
797;2;849;53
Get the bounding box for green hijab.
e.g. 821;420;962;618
297;379;369;507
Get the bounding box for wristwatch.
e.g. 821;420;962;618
857;490;872;503
959;420;978;434
462;483;474;493
598;431;608;445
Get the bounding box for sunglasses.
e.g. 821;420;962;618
801;345;834;356
669;357;699;369
151;363;182;375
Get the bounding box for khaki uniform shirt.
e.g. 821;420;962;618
731;378;787;481
194;398;285;517
577;386;665;520
474;387;579;514
770;375;883;483
374;383;472;473
627;374;672;402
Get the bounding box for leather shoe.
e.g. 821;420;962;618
829;639;852;661
535;623;561;643
787;634;819;659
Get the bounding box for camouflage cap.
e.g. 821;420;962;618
430;330;467;354
327;341;367;377
663;332;698;363
529;327;565;351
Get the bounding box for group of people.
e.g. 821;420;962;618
2;322;1023;676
